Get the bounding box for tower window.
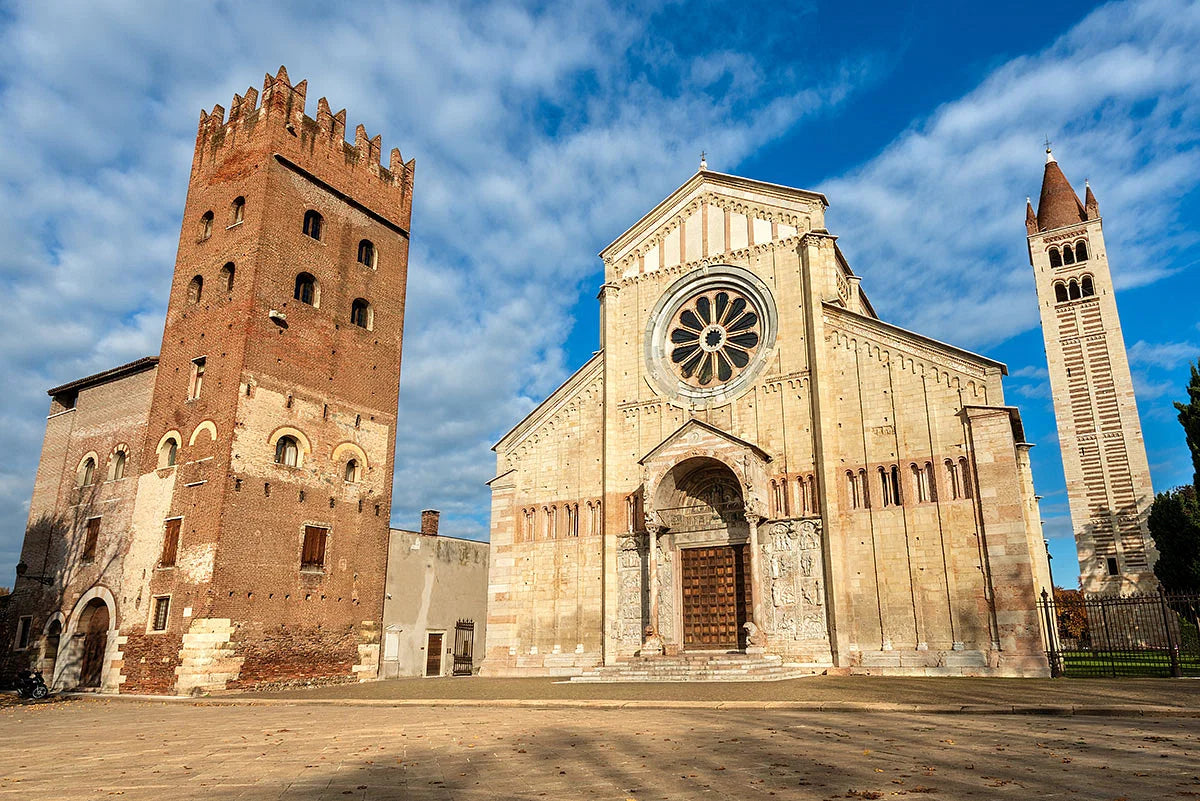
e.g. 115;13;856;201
160;518;181;567
78;456;96;487
158;437;179;469
1048;247;1062;268
302;210;323;240
275;435;300;467
1075;240;1088;261
1068;279;1081;300
1081;275;1095;297
958;457;973;499
188;357;206;400
187;275;203;305
230;196;245;226
83;517;101;562
357;239;376;268
858;468;870;509
1062;244;1075;265
350;298;372;329
220;262;235;293
301;526;328;569
1054;282;1068;303
200;211;213;241
344;458;361;483
1106;556;1119;576
294;272;318;306
110;449;127;481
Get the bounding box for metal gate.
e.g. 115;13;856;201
1039;588;1200;677
452;620;474;676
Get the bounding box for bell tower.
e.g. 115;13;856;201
1026;147;1157;594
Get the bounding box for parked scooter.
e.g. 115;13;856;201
14;669;49;700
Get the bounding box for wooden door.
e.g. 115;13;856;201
425;632;443;676
680;545;750;650
79;605;110;688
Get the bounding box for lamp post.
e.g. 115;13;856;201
15;562;54;587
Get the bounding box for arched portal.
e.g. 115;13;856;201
653;457;752;651
77;599;110;688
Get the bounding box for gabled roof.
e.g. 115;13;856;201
599;169;828;262
638;418;772;466
492;352;603;452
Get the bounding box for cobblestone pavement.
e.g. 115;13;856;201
1;697;1198;800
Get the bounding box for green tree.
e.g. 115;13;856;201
1177;362;1200;492
1149;485;1200;591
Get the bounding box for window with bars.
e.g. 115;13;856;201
160;518;181;567
151;596;170;632
301;526;328;569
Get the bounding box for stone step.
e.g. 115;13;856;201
569;653;823;683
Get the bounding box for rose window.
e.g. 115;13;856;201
668;290;761;387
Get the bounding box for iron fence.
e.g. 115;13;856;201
1038;588;1200;678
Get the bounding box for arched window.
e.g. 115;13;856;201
357;239;376;268
78;457;96;487
1081;275;1095;297
1048;247;1062;268
858;468;870;509
231;196;245;225
220;262;235;292
350;298;372;329
275;435;299;467
911;464;924;502
344;458;361;483
1062;244;1075;265
924;461;937;502
945;459;959;500
958;457;973;499
294;272;318;306
846;471;858;509
891;465;903;506
158;437;179;469
302;210;323;240
110;450;126;481
1075;240;1088;261
878;467;890;508
187;275;203;304
1068;279;1081;300
200;211;213;240
1054;282;1068;303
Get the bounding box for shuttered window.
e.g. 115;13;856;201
83;517;101;561
160;518;181;567
301;526;328;569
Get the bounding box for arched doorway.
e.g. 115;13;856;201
654;458;751;650
77;599;110;689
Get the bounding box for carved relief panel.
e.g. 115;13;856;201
761;519;828;642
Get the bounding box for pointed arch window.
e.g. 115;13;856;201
1048;247;1062;268
302;210;323;240
294;272;318;306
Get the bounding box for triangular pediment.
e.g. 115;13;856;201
638;419;772;466
600;170;828;282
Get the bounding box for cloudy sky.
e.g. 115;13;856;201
0;0;1197;587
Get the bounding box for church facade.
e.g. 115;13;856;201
483;169;1053;677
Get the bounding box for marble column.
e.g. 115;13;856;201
744;510;768;652
643;524;666;655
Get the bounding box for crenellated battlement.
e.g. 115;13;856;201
194;66;414;198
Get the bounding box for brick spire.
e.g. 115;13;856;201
1035;147;1086;232
1025;197;1038;236
1084;180;1100;220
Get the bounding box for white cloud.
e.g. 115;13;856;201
1128;340;1198;370
822;0;1200;349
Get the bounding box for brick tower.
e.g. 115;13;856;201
1027;147;1156;594
120;67;414;692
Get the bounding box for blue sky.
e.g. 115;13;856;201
0;0;1197;588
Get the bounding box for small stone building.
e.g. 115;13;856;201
380;511;489;678
483;168;1054;678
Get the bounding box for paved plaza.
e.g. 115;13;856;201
1;684;1199;800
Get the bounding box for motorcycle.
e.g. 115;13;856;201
15;669;49;700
